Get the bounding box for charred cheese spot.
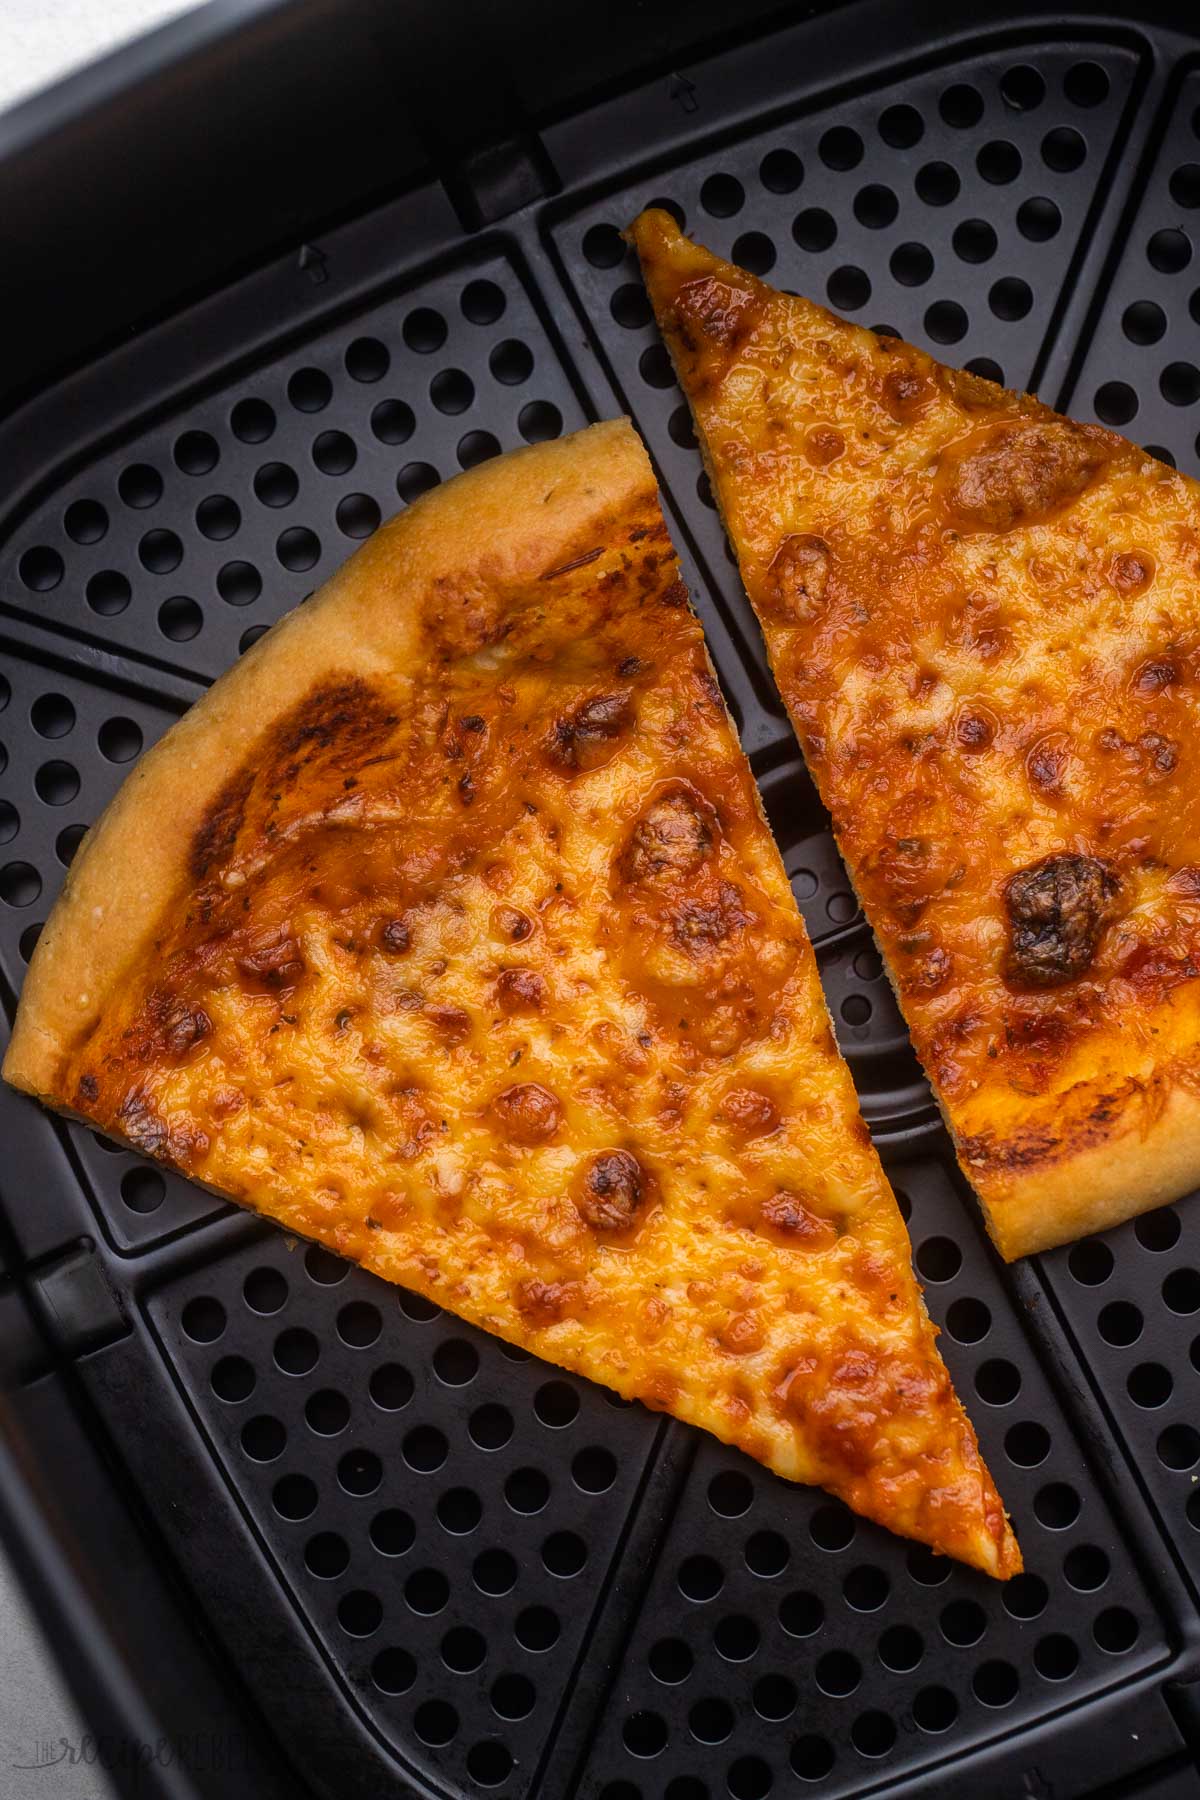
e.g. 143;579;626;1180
955;708;997;753
494;968;547;1013
761;535;830;625
379;916;411;955
937;421;1111;534
718;1087;781;1139
118;1090;168;1158
1131;655;1179;697
620;786;714;885
1025;732;1070;798
576;1149;649;1231
490;1082;562;1145
158;999;212;1058
546;690;633;772
1004;853;1119;990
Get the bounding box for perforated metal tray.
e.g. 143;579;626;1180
3;4;1200;1797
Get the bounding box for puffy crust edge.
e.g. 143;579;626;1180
972;1082;1200;1260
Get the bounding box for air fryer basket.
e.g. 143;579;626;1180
3;3;1200;1797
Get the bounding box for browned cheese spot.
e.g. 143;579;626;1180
490;1082;562;1145
903;941;953;994
576;1149;650;1232
882;367;935;423
1110;551;1156;595
938;420;1111;534
546;690;633;773
1132;655;1179;697
805;426;845;466
718;1087;781;1140
758;1191;838;1250
1004;852;1120;989
1025;732;1070;797
494;968;547;1014
761;534;830;626
492;905;534;943
620;786;714;885
719;1312;765;1355
515;1278;580;1327
671;274;762;353
426;1003;471;1042
237;930;305;993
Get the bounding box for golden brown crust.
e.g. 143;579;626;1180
631;206;1200;1262
4;419;1018;1575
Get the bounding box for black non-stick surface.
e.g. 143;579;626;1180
3;13;1200;1799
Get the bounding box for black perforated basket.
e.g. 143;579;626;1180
3;3;1200;1797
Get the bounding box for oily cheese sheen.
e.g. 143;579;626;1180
631;206;1200;1262
3;420;1017;1576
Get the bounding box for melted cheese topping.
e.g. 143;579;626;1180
633;207;1200;1259
56;469;1015;1574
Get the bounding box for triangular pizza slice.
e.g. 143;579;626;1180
632;206;1200;1263
5;420;1017;1575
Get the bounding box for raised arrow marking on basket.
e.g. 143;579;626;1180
298;244;329;286
668;72;698;113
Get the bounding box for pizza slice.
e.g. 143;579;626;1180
4;419;1017;1575
631;206;1200;1263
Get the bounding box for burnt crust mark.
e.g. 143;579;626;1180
938;420;1111;535
191;767;254;883
1004;852;1119;990
546;690;633;773
190;678;395;881
540;546;604;582
620;785;715;885
576;1149;649;1231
